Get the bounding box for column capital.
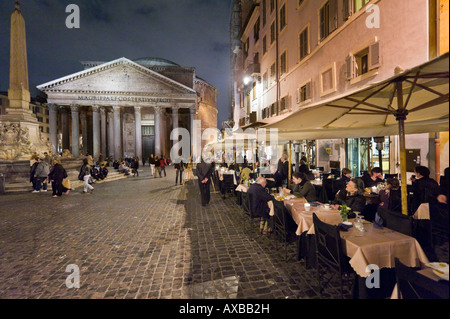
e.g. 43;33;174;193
190;106;197;115
172;105;180;112
59;106;69;113
92;105;100;112
47;103;58;111
100;106;107;115
70;105;80;113
153;106;162;114
134;106;142;113
112;105;121;112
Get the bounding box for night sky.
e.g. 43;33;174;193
0;0;232;127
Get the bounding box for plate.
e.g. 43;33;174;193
433;269;449;281
426;262;449;273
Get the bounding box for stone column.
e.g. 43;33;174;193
107;110;114;158
113;106;122;160
92;105;100;159
100;107;107;157
80;110;88;155
60;106;70;151
70;105;80;157
48;104;58;155
154;106;162;156
172;105;179;130
134;106;143;160
190;106;196;141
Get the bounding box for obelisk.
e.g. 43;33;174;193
0;0;49;160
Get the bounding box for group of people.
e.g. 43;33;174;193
30;152;70;198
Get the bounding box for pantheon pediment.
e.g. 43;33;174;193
37;57;197;97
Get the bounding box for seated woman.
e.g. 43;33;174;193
378;178;402;212
283;172;317;202
331;178;366;216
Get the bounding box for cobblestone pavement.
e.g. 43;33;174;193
1;167;447;300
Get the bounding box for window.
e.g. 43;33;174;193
262;0;267;26
254;17;260;42
319;2;330;41
270;62;276;82
299;26;309;61
297;81;312;103
270;0;275;13
244;37;249;58
270;102;278;116
280;96;288;111
354;0;370;12
280;3;287;31
346;41;381;80
263;72;268;90
270;21;276;44
263;35;267;55
280;51;287;75
252;81;257;100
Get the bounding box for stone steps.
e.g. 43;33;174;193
3;170;131;194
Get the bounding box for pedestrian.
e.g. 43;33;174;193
160;156;167;177
80;158;94;194
86;153;94;166
48;160;68;198
30;157;39;193
175;159;185;185
196;158;214;206
132;157;140;177
34;157;50;193
149;154;156;177
154;156;161;178
142;157;146;167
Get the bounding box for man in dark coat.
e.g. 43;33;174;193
410;165;440;214
30;158;40;192
48;160;68;197
196;158;215;206
277;154;289;186
175;159;185;185
248;177;273;234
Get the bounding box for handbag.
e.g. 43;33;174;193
62;178;71;190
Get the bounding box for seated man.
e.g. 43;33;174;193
91;166;101;181
99;164;109;180
247;177;273;235
119;161;130;175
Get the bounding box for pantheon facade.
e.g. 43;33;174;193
37;57;218;160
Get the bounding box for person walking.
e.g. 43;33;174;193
175;159;185;185
48;160;68;198
80;158;94;194
149;154;156;177
154;156;161;178
160;156;167;177
196;158;214;206
30;157;40;193
132;157;140;177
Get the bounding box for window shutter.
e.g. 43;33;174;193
346;54;355;80
296;88;301;104
343;0;351;21
369;41;381;70
329;0;338;32
305;81;312;100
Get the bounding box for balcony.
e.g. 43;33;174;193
246;63;261;76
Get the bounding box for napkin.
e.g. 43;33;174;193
373;213;384;229
338;223;353;231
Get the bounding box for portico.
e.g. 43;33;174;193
37;58;199;160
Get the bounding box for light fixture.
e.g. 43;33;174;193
243;76;251;85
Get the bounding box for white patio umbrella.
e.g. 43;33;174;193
261;53;449;215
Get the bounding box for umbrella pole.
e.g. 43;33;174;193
396;81;409;216
288;141;292;188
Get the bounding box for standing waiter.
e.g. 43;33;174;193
197;157;215;207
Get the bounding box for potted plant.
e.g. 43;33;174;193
340;204;351;223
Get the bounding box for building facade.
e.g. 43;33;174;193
231;0;449;175
37;57;218;161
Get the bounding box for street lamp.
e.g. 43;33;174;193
243;76;251;85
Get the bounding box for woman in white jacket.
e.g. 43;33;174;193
81;158;94;193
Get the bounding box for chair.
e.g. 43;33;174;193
271;202;297;261
313;213;354;298
249;172;258;180
322;178;334;202
221;174;235;198
242;192;259;240
382;208;415;236
394;258;449;299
